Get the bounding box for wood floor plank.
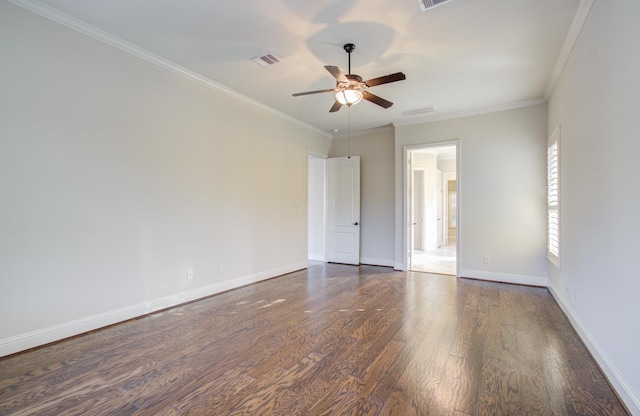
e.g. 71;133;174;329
0;264;629;415
439;354;482;415
224;352;323;415
478;355;525;415
173;365;256;412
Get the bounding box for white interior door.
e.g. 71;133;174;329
413;170;424;251
407;153;414;270
326;156;360;265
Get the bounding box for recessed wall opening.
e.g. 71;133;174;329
307;154;326;263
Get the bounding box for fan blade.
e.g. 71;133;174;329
362;91;393;108
364;72;406;87
325;65;348;83
292;88;336;97
329;101;342;112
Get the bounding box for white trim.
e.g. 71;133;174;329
0;262;307;357
547;255;560;270
332;125;395;139
360;257;395;268
544;0;595;99
459;269;548;287
401;148;410;272
6;0;331;140
548;284;640;415
393;98;546;127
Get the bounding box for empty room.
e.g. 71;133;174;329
1;0;638;414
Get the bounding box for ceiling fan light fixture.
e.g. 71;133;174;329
292;42;405;112
336;89;363;106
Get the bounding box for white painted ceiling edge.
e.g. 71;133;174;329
7;0;594;137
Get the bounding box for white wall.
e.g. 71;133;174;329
547;1;640;412
437;158;456;173
395;104;548;286
0;2;331;356
307;156;326;261
329;128;395;267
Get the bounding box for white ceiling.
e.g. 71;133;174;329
24;0;582;136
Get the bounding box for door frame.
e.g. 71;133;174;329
412;168;425;253
402;141;460;274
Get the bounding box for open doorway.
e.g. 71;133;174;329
406;144;458;275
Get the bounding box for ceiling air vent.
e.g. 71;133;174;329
251;53;281;66
402;106;438;116
418;0;454;12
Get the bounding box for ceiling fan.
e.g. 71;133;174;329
292;43;406;112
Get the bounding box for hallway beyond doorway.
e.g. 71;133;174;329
405;142;458;275
411;242;456;275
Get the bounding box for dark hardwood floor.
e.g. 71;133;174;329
0;263;628;415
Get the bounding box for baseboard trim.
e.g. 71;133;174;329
548;284;639;415
0;261;307;358
459;269;548;287
360;257;395;268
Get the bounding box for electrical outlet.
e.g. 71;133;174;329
187;269;194;280
483;256;490;264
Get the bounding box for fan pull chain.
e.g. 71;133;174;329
347;106;351;158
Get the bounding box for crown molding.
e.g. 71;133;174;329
332;124;394;139
544;0;595;99
6;0;331;139
393;98;546;127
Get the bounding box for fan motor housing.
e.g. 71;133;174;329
339;74;366;91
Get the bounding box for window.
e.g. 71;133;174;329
547;127;560;266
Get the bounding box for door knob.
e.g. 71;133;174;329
353;222;359;226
